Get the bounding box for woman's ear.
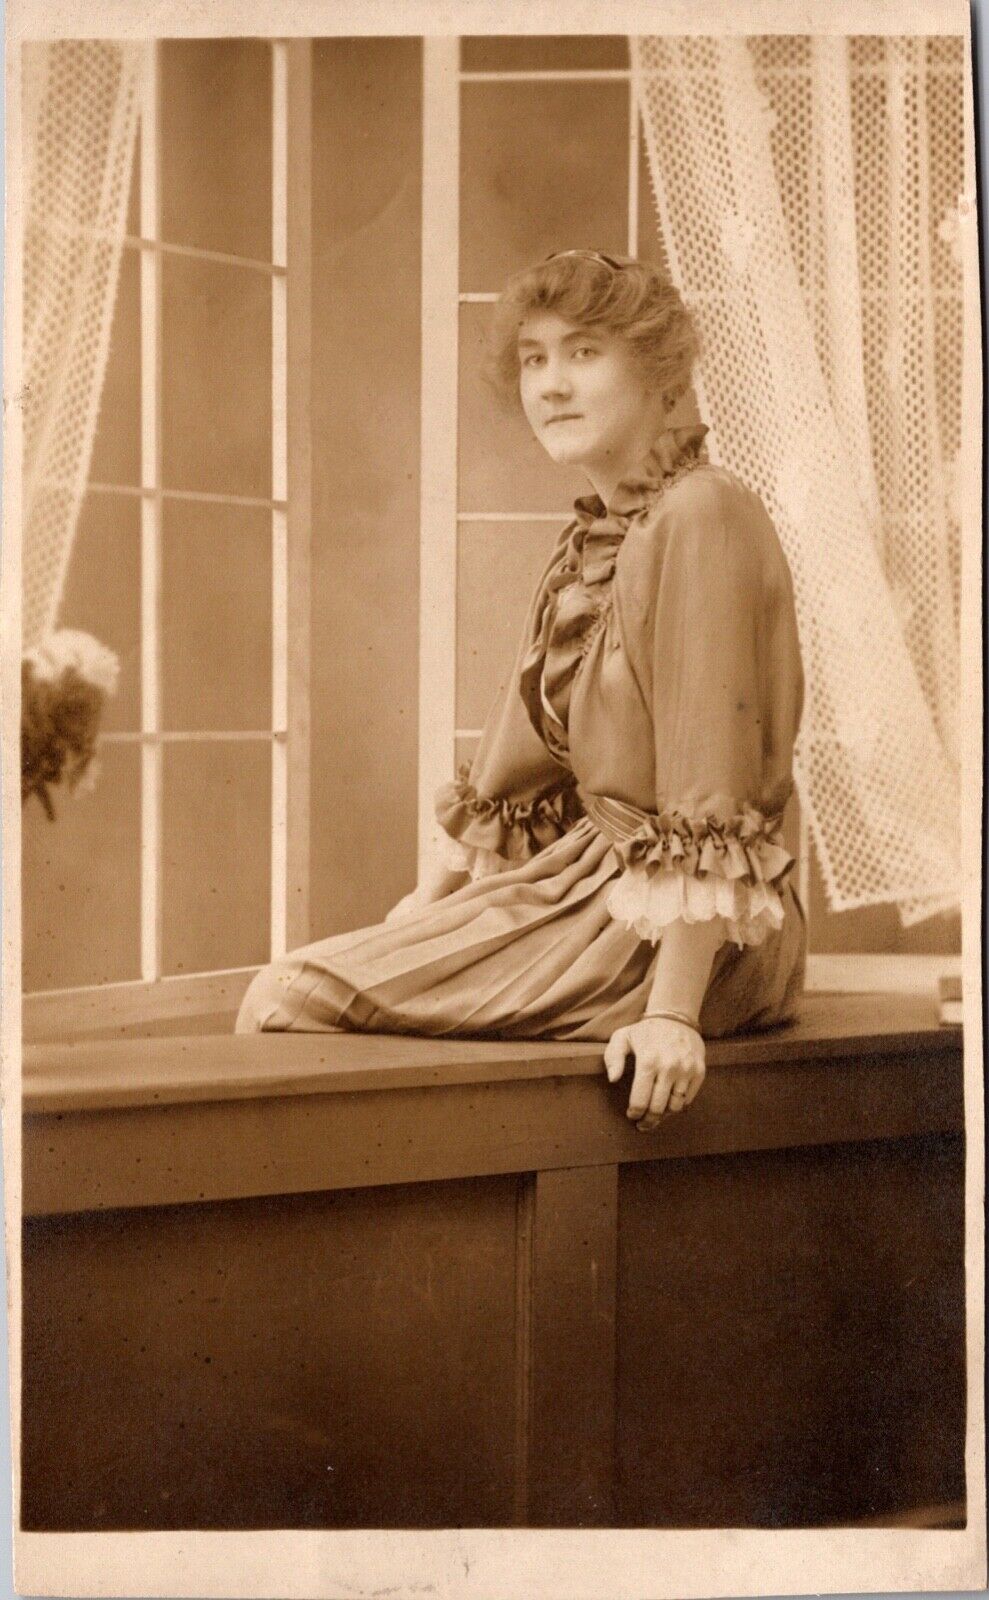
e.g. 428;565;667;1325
663;387;702;430
641;381;674;433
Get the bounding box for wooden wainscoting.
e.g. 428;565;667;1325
20;995;966;1529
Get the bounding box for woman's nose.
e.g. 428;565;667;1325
541;364;572;399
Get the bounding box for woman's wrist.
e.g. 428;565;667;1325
638;1005;701;1033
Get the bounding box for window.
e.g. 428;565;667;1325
22;40;311;1005
23;35;961;1027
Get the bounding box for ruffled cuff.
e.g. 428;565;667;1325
435;764;583;864
606;803;795;949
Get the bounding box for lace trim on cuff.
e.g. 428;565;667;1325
607;863;786;949
606;802;794;949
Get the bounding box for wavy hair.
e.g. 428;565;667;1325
485;252;701;414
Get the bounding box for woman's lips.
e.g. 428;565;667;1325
546;413;582;424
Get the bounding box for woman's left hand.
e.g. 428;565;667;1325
603;1016;706;1131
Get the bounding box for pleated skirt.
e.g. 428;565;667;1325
236;818;807;1042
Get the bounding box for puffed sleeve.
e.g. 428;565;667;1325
434;526;583;879
606;470;803;948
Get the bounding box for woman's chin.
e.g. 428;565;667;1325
539;431;591;468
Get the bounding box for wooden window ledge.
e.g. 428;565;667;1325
23;990;958;1113
21;992;963;1218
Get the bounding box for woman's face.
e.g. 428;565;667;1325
517;310;666;478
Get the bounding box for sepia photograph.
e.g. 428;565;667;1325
2;0;985;1595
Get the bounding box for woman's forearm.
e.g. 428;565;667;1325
646;914;726;1021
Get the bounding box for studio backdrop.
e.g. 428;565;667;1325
21;34;969;1013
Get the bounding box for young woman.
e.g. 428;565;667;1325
237;250;806;1132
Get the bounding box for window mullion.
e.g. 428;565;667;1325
270;39;289;959
418;38;461;877
627;76;639;255
139;43;162;984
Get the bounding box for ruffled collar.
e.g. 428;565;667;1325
572;422;710;531
568;422;710;587
519;421;710;763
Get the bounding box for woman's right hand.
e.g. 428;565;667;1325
603;1015;706;1130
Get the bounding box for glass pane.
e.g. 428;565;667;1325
88;245;141;487
161;254;272;498
160;40;272;261
461;80;629;291
161;500;272;731
461;37;628;71
806;836;961;955
458;303;587;513
456;521;560;730
22;743;141;991
58;491;141;732
161;741;271;975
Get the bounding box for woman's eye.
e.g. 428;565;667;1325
574;346;598;359
522;353;545;368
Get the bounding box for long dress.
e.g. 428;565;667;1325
236;423;807;1040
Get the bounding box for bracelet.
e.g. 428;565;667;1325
638;1007;702;1034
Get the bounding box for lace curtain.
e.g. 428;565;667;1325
21;41;145;652
632;34;970;921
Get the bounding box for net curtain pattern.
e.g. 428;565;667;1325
21;41;144;652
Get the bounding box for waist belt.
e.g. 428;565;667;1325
578;789;652;847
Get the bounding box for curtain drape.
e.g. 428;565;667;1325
21;41;145;652
632;34;968;922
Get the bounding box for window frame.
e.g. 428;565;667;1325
22;38;313;1026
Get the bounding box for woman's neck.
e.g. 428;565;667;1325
583;447;652;511
581;408;673;509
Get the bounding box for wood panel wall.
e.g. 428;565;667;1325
20;1002;966;1531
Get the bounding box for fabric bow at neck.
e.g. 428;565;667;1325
571;422;710;585
569;516;627;588
520;421;710;761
